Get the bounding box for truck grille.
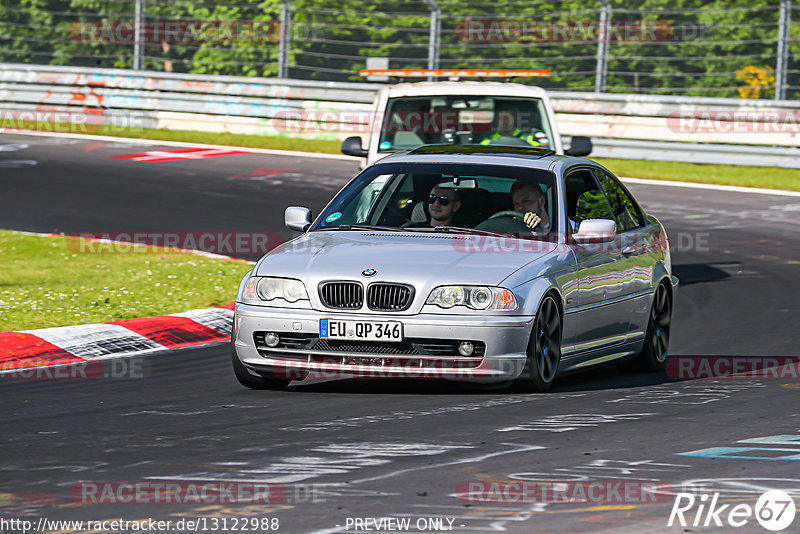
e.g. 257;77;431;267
319;281;363;310
366;283;413;311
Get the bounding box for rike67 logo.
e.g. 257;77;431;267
668;490;796;531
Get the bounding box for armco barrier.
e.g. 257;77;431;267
0;63;797;167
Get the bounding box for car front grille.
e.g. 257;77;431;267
319;281;363;310
366;283;413;311
312;339;418;355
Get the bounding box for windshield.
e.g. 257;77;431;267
312;163;559;238
377;96;554;152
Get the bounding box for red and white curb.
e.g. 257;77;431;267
0;304;234;374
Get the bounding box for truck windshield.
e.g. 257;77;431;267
377;96;554;152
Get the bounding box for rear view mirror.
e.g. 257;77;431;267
571;219;616;245
440;177;477;189
341;136;368;157
285;206;312;232
565;136;592;157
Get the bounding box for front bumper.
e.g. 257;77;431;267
233;303;534;383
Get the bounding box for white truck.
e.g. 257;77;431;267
341;75;591;165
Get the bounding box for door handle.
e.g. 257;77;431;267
621;246;635;255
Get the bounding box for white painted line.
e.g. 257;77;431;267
620;176;800;198
0;129;361;162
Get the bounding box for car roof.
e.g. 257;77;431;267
370;144;590;173
381;81;549;99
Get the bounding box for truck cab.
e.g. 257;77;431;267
342;80;591;165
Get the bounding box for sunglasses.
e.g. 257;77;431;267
428;194;451;206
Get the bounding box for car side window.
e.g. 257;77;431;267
596;171;643;232
565;169;614;231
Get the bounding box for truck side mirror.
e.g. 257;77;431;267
341;136;368;158
565;136;592;157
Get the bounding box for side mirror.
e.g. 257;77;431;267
571;219;616;245
285;206;312;232
341;136;368;158
565;136;592;157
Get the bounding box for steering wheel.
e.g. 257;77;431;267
486;210;548;234
490;210;525;221
476;210;533;233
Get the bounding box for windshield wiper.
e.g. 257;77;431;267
330;224;407;232
431;226;509;238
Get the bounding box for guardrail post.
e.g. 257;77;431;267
423;0;441;81
278;0;291;78
776;0;791;100
133;0;145;70
595;0;611;93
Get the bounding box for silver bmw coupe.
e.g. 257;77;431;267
232;145;678;392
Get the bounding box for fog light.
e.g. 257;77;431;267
265;333;280;347
458;341;474;356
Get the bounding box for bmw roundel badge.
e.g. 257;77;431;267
362;268;377;277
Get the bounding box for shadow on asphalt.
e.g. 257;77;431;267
283;362;684;395
282;352;797;395
672;262;733;286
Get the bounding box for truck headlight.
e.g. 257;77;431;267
426;286;517;311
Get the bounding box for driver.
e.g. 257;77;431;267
510;181;550;232
480;107;546;147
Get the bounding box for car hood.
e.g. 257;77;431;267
255;231;558;310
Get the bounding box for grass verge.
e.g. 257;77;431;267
0;230;252;332
594;157;800;192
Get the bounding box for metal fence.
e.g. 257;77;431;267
1;63;798;167
1;0;798;100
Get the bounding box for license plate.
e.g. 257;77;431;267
319;319;403;342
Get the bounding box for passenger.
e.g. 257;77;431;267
427;185;461;227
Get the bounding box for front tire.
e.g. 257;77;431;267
636;283;671;372
231;338;291;391
516;294;562;393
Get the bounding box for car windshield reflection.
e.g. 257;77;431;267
312;163;559;239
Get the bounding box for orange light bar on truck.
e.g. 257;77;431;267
359;68;551;78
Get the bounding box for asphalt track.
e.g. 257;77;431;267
2;133;800;534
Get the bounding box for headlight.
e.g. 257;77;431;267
426;286;517;311
241;276;309;303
